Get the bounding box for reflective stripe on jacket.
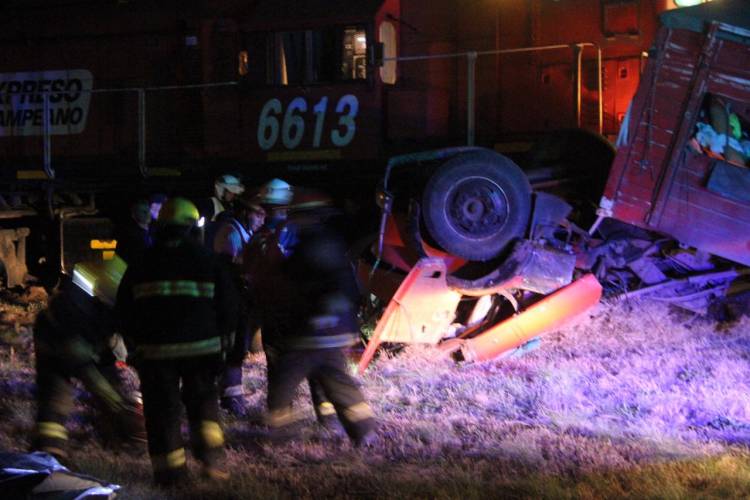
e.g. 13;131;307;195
133;280;215;299
285;333;359;350
117;237;239;350
135;336;222;360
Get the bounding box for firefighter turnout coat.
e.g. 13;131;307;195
116;235;239;484
252;213;375;444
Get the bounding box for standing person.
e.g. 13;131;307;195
117;198;239;486
256;178;292;230
31;256;145;464
244;179;339;428
249;187;377;445
212;193;266;415
198;174;245;224
114;198;152;265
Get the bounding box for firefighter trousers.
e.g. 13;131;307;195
32;336;128;460
219;308;254;399
264;343;335;422
137;355;225;485
266;348;375;442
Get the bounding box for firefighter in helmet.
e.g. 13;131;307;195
211;191;266;415
116;197;240;486
247;185;377;445
257;178;293;229
31;254;146;464
243;179;341;428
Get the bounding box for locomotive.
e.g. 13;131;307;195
0;0;714;290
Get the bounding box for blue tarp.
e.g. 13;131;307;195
0;452;120;499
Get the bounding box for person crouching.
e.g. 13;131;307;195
31;255;146;464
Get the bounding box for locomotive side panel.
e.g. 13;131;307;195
233;0;400;183
388;0;456;143
0;3;198;184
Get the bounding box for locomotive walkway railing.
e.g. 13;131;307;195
4;44;601;176
33;81;240;180
381;42;603;146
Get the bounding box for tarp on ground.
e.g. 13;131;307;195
0;451;120;499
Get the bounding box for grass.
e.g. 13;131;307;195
1;288;750;498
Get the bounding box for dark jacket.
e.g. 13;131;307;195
114;219;151;266
35;278;116;364
117;232;239;360
246;214;359;350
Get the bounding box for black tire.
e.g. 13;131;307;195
421;150;531;261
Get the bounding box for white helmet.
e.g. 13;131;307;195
258;178;293;206
214;174;245;199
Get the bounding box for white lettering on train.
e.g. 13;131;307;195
0;69;92;136
257;95;359;151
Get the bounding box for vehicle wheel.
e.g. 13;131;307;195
421;150;531;261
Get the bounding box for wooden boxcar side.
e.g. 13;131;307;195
602;2;750;266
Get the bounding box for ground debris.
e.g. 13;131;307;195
0;295;748;497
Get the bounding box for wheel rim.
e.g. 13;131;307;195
444;176;509;239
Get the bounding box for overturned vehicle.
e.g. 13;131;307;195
356;1;750;371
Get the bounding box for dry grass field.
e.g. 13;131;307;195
1;286;750;499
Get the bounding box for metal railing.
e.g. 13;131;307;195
2;81;240;180
382;42;603;146
2;43;603;174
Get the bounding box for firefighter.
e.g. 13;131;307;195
116;197;240;486
252;188;377;446
244;180;340;429
212;193;266;415
257;178;293;230
31;255;146;464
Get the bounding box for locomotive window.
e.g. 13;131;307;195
266;25;368;85
240;32;270;85
341;27;368;81
238;50;249;76
601;0;639;38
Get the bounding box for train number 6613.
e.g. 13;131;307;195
257;94;359;151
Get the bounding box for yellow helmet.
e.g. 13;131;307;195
157;197;200;227
72;254;128;307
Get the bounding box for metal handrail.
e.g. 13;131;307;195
382;42;604;145
0;81;239;179
1;42;605;174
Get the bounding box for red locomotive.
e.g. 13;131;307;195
0;0;670;283
0;0;662;177
2;0;747;360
